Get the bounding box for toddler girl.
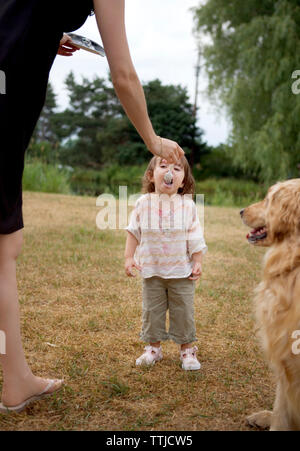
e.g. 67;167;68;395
124;155;207;370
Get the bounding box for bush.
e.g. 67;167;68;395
23;159;72;194
22;159;268;208
70;164;147;196
192;145;250;181
26;140;61;165
195;178;267;207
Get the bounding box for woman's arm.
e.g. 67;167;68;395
93;0;185;163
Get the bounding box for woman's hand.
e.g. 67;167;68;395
149;136;185;164
57;33;80;56
125;257;142;277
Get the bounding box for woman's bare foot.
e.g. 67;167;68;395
1;373;63;407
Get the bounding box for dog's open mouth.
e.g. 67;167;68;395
247;226;267;243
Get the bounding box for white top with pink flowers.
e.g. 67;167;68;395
126;193;207;279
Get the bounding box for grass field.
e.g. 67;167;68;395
0;191;273;431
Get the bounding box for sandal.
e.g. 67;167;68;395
0;378;64;413
180;346;201;370
136;346;163;366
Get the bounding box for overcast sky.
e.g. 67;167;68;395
49;0;231;147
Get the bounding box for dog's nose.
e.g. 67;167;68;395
240;209;244;217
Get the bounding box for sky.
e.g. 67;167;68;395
49;0;231;147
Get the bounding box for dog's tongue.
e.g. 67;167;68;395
246;228;257;239
246;229;254;239
246;227;266;239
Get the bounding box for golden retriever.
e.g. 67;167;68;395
240;178;300;431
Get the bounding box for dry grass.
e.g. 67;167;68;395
0;191;273;430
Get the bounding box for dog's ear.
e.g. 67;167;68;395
267;182;300;241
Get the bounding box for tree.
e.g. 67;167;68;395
31;83;58;143
44;74;209;168
55;72;121;168
111;79;208;166
193;0;300;182
27;83;61;164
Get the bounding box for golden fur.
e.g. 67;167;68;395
241;178;300;430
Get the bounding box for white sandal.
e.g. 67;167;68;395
180;346;201;370
136;346;163;366
0;378;64;413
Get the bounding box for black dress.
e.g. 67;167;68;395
0;0;94;234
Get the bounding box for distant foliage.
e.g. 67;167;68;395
23;159;72;194
193;0;300;183
28;75;209;169
195;178;267;207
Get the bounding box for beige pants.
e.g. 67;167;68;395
140;276;197;344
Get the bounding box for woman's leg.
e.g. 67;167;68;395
0;230;61;407
0;2;65;408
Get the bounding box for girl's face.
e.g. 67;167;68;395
148;158;185;195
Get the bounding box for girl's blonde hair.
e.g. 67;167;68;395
141;155;195;196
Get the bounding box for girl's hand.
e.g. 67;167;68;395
188;262;202;281
57;33;80;56
125;257;142;277
149;136;185;164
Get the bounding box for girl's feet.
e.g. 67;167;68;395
180;346;201;370
136;345;163;366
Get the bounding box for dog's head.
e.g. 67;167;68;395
240;179;300;246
